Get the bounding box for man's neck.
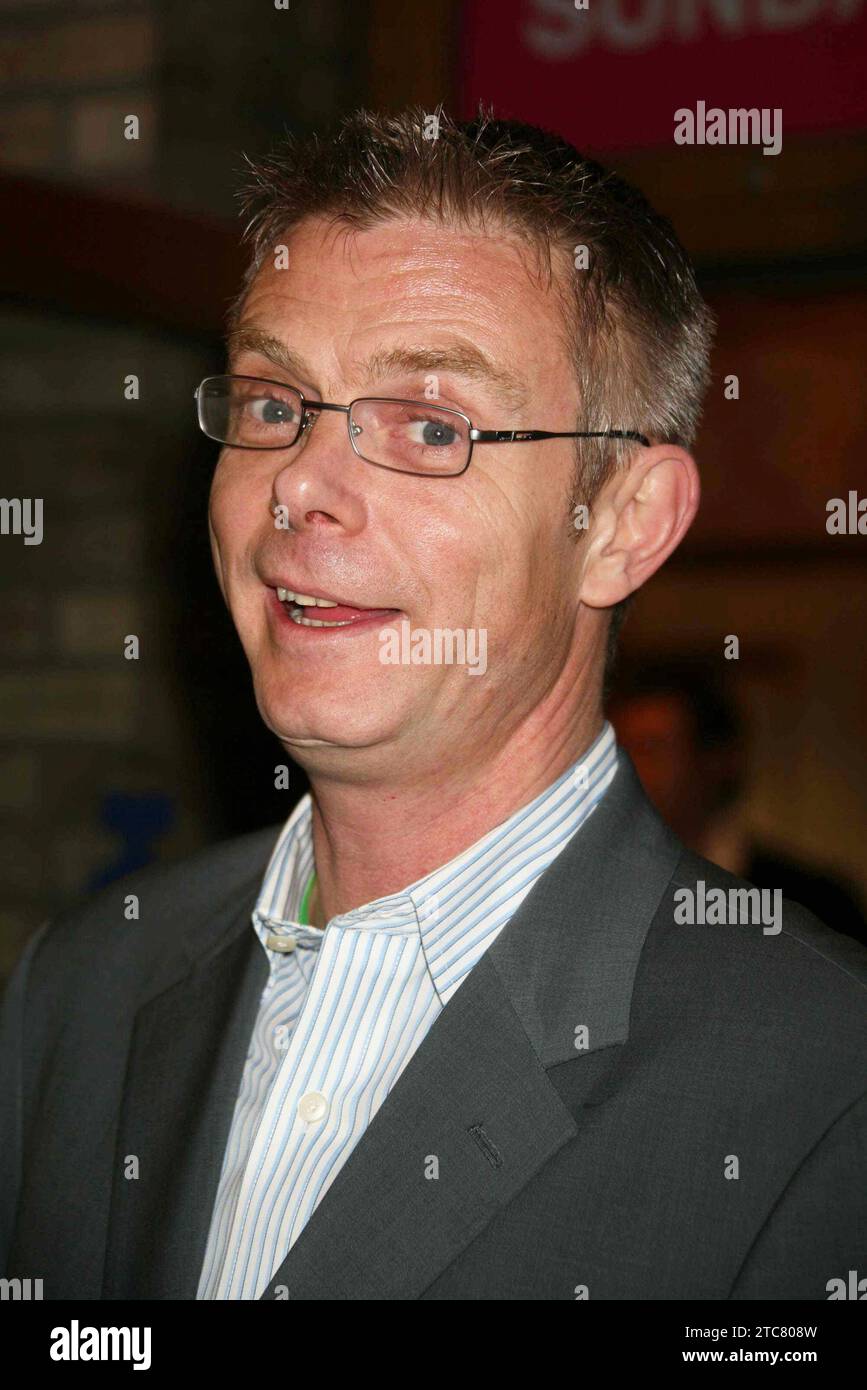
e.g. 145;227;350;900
302;705;606;929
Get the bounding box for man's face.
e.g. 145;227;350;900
209;215;591;778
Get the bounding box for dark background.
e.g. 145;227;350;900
1;0;865;977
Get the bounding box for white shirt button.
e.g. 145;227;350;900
265;931;297;953
298;1091;328;1124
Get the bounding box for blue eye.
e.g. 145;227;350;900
408;417;460;447
250;396;297;426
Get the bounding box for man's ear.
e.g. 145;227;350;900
579;445;700;608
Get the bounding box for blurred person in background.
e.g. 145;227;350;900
610;658;867;948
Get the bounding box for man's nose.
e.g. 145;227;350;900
270;407;366;528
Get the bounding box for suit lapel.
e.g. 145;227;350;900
262;754;682;1301
101;880;268;1299
100;752;680;1301
260;950;580;1301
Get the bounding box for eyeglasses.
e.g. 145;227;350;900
194;374;650;478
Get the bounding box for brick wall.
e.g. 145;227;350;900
0;305;216;973
0;1;367;973
0;0;367;210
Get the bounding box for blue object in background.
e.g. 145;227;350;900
87;791;176;892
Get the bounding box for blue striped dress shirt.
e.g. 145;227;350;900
196;721;619;1299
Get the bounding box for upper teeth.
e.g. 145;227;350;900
277;588;338;608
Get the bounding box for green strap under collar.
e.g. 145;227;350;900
298;871;316;926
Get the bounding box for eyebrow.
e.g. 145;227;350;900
362;345;529;412
226;326;529;412
226;327;315;390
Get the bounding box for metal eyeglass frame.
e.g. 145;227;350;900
194;374;651;478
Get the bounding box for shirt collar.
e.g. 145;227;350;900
252;722;619;988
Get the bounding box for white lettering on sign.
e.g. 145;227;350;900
525;0;863;60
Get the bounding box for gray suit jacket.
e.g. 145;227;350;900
2;754;865;1299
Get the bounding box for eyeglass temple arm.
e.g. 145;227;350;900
470;428;650;446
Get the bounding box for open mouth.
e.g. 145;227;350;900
275;586;400;629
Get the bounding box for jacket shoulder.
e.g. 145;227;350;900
667;848;867;987
9;822;281;1008
637;849;867;1081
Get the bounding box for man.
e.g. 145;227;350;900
2;108;865;1301
611;658;867;947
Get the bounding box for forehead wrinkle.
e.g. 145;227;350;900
358;344;529;412
226;325;532;413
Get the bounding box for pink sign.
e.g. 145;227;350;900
460;0;867;152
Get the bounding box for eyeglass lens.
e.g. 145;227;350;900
198;377;471;476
